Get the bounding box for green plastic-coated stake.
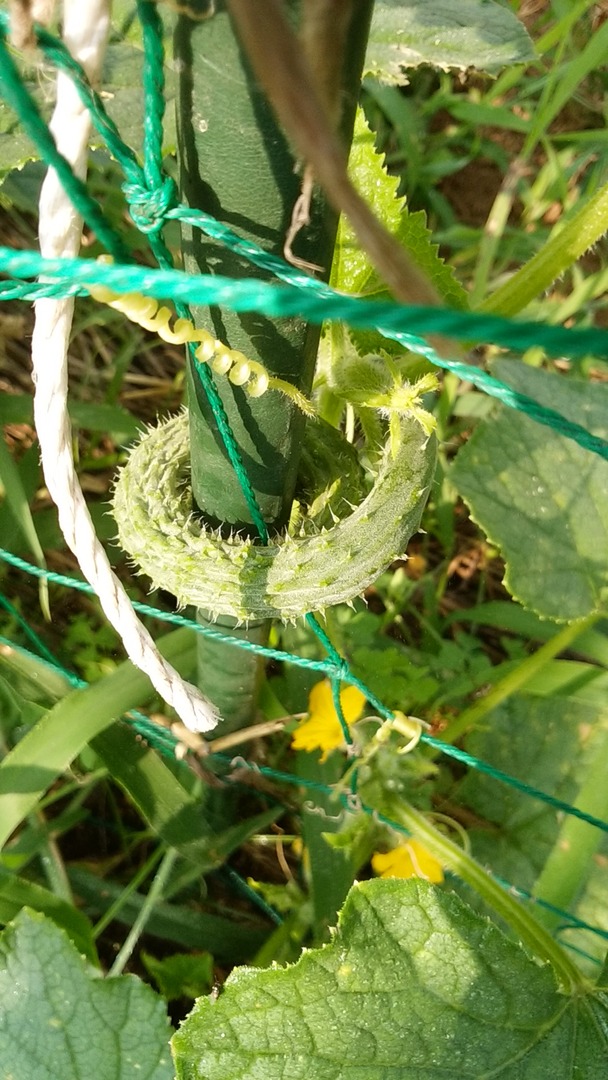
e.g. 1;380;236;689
174;0;373;730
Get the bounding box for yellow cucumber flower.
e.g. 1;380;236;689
372;841;444;884
291;679;366;761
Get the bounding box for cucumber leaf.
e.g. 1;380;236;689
366;0;536;84
0;909;172;1079
173;878;608;1079
452;363;608;621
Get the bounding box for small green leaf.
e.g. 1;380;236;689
331;109;467;313
451;364;608;621
173;878;608;1079
0;909;172;1080
142;950;214;1001
366;0;536;84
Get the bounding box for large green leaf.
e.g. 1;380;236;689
453;692;608;972
456;694;608;889
0;909;172;1080
451;363;608;621
366;0;536;84
0;42;175;180
173;878;608;1079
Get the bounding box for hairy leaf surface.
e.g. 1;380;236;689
452;363;608;620
173;878;608;1079
0;910;173;1080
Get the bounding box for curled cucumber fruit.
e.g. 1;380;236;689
113;410;436;621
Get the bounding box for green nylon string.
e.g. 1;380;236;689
0;594;60;670
136;0;170;203
2;5;608;957
3;631;605;952
3;246;599;361
1;247;606;464
133;0;269;539
306;613;353;746
2;548;608;842
487;872;608;947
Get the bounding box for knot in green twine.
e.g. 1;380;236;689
122;176;177;234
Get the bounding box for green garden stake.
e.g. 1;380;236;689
174;1;373;731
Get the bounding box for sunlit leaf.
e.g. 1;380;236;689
366;0;536;84
173;878;608;1079
0;910;172;1080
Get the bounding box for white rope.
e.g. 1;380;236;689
31;0;220;733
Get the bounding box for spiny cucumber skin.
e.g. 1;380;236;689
113;412;436;621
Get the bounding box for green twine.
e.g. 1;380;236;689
0;593;64;671
2;3;608;961
1;247;607;463
134;0;270;540
3;596;608;949
1;620;606;949
2;548;608;842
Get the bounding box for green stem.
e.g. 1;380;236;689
109;847;177;976
377;795;586;992
93;846;164;939
532;726;608;930
31;811;73;904
470;160;525;307
480;180;608;317
440;615;598;747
